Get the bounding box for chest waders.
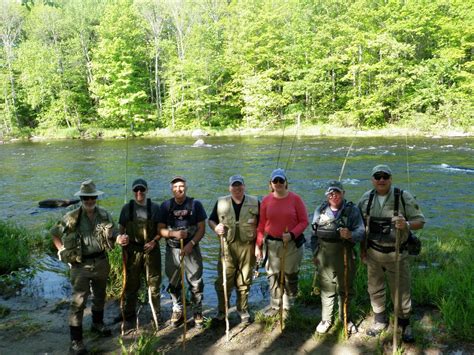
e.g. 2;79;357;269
279;228;288;332
343;240;349;340
393;211;401;353
365;189;403;351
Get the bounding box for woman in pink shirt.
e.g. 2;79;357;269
256;168;308;314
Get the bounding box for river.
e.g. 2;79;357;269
1;136;473;304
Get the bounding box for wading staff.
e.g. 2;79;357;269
343;240;349;340
393;218;401;354
180;238;187;350
338;136;356;339
144;227;159;331
120;246;128;336
279;228;288;332
219;216;230;341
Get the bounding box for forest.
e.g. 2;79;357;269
1;0;473;135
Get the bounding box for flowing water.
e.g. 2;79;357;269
1;136;473;304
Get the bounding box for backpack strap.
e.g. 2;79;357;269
129;200;135;222
146;198;152;220
366;189;376;216
394;187;401;216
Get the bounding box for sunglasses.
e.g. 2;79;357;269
133;187;146;193
81;196;97;201
272;177;286;184
373;173;391;181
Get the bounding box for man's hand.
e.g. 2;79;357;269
117;234;129;246
144;240;157;253
173;229;188;240
214;223;226;236
181;241;194;256
282;232;292;243
339;227;352;240
255;244;263;259
392;215;408;230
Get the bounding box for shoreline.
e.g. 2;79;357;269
1;124;473;143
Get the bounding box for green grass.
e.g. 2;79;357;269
0;220;48;274
298;227;474;342
119;333;161;354
411;227;474;341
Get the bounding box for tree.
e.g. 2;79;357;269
90;0;151;128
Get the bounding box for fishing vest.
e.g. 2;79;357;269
60;206;113;263
314;201;353;241
366;187;405;244
216;195;258;243
125;199;155;247
166;197;198;248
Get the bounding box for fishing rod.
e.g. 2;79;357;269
120;122;133;335
285;121;300;172
124;123;133;204
275;118;287;169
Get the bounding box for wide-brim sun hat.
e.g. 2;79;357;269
74;179;104;197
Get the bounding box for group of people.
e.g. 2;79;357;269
51;164;425;355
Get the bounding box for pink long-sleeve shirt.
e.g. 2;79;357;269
256;191;308;247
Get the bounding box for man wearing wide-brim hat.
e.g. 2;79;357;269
51;179;118;355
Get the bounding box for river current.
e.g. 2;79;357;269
1;136;472;303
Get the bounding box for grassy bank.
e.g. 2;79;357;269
1;122;472;143
0;221;49;275
2;220;472;343
293;227;474;342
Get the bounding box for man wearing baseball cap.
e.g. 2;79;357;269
358;164;425;343
208;175;259;324
158;175;207;329
311;180;364;335
116;178;162;333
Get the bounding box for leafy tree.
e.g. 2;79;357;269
90;0;151;128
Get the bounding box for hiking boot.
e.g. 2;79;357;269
347;321;358;335
90;322;112;337
121;320;137;335
402;325;415;343
194;312;204;329
170;310;184;328
213;311;225;322
264;307;279;317
69;340;87;355
316;320;332;334
366;321;388;337
239;311;251;325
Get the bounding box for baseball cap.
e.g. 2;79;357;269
371;164;392;176
229;175;244;185
170;175;186;184
325;180;344;196
270;168;286;181
132;178;148;190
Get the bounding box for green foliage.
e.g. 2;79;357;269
119;332;160;354
0;0;473;134
107;246;124;299
0;220;46;274
411;229;474;340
